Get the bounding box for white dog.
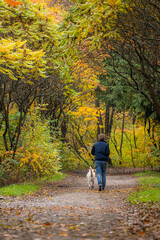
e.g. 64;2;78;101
87;166;96;189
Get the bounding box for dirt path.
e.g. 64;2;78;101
0;170;159;240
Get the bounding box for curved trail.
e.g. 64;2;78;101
0;171;159;240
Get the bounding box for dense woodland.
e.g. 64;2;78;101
0;0;159;186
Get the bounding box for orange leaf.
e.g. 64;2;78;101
4;0;21;6
138;231;145;237
59;233;68;237
144;220;150;224
43;222;51;226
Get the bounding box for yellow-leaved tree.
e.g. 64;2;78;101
0;0;68;182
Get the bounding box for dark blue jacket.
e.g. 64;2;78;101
91;140;110;162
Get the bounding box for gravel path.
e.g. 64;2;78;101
0;170;159;240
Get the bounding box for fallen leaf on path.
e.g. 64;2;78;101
68;225;79;230
43;222;51;226
138;231;145;237
59;233;68;236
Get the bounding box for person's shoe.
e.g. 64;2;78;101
98;185;102;191
102;188;105;190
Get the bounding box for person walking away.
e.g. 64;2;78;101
91;133;110;191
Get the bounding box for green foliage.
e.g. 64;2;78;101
128;171;160;204
0;183;40;196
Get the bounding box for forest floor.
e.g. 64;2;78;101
0;168;159;240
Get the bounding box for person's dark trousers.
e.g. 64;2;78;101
95;161;107;190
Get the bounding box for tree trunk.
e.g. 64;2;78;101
95;97;100;140
119;109;125;164
105;104;115;142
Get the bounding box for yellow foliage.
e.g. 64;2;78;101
0;38;46;80
19;148;42;174
15;106;61;176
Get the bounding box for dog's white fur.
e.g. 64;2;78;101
87;166;96;189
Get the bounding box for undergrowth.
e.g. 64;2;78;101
36;172;67;184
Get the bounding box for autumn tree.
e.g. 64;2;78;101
0;0;67;157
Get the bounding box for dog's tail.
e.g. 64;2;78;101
89;166;93;177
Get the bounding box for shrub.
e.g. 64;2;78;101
0;106;62;185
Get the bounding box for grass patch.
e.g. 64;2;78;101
134;170;159;177
0;172;67;196
0;183;40;196
128;171;160;204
